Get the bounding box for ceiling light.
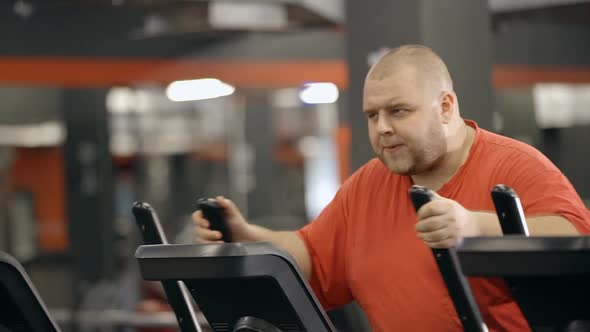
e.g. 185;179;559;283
299;82;339;104
166;78;235;102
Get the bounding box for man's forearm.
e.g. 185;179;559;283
242;224;312;279
470;212;579;236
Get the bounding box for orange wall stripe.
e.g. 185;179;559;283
0;57;349;88
2;57;590;89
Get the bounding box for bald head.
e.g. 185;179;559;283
366;45;453;94
363;45;467;176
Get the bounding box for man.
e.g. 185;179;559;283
193;45;589;331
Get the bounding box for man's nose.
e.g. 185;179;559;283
376;113;394;135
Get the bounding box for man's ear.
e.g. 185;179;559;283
439;91;455;124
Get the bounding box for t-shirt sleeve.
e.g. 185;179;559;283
296;182;353;310
505;150;590;233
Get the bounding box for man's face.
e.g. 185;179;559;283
362;68;447;175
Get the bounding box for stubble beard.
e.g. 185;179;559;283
378;128;447;176
379;148;415;175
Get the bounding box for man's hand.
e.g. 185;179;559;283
192;196;251;243
414;192;480;248
191;196;313;279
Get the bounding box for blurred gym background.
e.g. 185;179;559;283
0;0;589;331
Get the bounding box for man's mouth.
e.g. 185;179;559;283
383;144;403;152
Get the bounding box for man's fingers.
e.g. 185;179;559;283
417;227;453;243
424;238;458;249
418;227;461;248
191;210;203;221
413;192;467;249
215;196;238;214
415;217;447;233
197;218;210;228
195;238;224;244
196;228;223;241
417;199;449;219
192;211;210;228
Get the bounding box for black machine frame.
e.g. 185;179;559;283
132;202;203;332
436;185;590;329
458;236;590;327
0;252;61;332
135;242;336;332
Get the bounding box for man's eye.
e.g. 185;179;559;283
366;113;377;119
391;109;407;115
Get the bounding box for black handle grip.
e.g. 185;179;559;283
491;184;529;236
408;185;435;212
198;198;232;242
407;186;487;332
131;202;202;332
132;202;168;245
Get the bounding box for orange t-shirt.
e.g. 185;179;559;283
297;120;590;332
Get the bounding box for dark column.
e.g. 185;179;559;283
63;89;114;283
244;91;275;222
345;0;493;171
541;128;562;169
339;1;493;330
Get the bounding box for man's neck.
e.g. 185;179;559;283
411;122;475;191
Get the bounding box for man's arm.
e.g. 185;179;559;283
416;197;580;248
242;225;313;279
193;196;313;279
471;212;580;237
